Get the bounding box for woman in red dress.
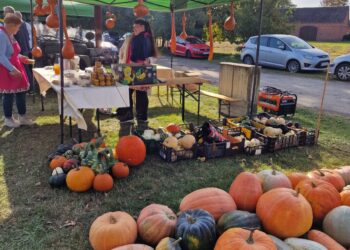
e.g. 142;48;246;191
0;14;33;128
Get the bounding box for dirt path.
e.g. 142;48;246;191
157;56;350;116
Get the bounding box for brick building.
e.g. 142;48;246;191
290;6;350;41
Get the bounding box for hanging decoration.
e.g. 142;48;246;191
33;0;46;16
224;1;236;31
31;24;43;58
105;10;116;29
46;0;59;29
61;7;75;59
133;0;149;17
170;4;177;54
42;1;52;16
180;12;188;40
207;7;214;61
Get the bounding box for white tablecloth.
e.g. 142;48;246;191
33;68;130;130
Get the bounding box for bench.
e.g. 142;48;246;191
199;90;242;119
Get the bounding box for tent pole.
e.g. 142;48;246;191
58;0;65;144
250;0;263;118
30;0;34;50
94;6;102;48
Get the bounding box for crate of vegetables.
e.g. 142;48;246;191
133;128;164;154
244;138;265;156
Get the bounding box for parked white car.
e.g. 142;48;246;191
329;54;350;81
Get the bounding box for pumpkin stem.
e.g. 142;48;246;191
109;215;117;224
187;215;196;224
246;229;256;244
294;188;300;197
172;237;182;246
311;182;317;188
317;169;325;176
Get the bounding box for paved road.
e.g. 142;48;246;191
157;56;350;116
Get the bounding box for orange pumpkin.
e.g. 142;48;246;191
112;244;153;250
256;188;313;238
295;178;341;223
287;172;309;189
49;155;67;170
93;173;114;192
89;211;138;250
214;228;277;250
112;162;129;178
179;187;236;221
307;229;346;250
133;0;149;17
308;169;345;192
257;169;292;192
116;135;146;167
166;123;181;134
229;172;263;212
341;190;350;206
137;204;177;245
66;167;95;192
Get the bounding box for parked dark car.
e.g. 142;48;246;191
168;36;210;59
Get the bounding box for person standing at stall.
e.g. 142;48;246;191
0;14;34;128
117;18;157;127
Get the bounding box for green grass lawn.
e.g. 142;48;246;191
0;85;350;249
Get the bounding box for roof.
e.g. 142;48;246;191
290;6;349;23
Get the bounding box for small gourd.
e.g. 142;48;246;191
156;237;182;250
52;167;64;176
163;137;178;149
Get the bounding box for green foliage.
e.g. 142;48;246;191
321;0;349;6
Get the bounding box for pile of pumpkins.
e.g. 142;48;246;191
89;165;350;250
48;135;147;192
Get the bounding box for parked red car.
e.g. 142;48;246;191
169;36;210;58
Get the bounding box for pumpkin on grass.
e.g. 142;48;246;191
137;204;177;246
92;152;114;192
341;190;350;206
256;188;313;238
179;187;236;221
287;172;309;189
295;178;341;223
307;230;345;250
66;166;95;192
308;169;345;192
112;162;129;178
214;228;277;250
323;206;350;247
49;155;67;170
229;172;263;212
175;209;216;250
116;135;146;167
89;211;137;250
257;169;292;192
217;210;261;235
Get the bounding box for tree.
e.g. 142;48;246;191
321;0;349;6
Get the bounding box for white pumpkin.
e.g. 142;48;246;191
268;235;292;250
178;135;196;149
284;238;327;250
52;167;64;176
323;206;350;247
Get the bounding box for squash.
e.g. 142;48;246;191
166;124;181;134
284;238;327;250
323;206;350;247
263;127;283;137
112;162;129;178
340;190;350;206
89;211;138;250
257;169;292;192
179;187;236;221
116;135;146;167
133;0;149;17
335;166;350;185
112;244;154;250
49;155;67;170
217;210;261;235
45;0;59;29
268;235;292;250
137;204;177;246
229;172;263;212
48;173;66;188
307;230;345;250
223;1;236;31
178;135;196;150
93;173;114;192
214;228;277;250
175;209;216;250
62;159;79;173
155;237;182;250
163;137;178;150
256;188;313;238
308;169;345;192
287;172;309;189
295;178;341;223
52;167;64;176
66;166;95;192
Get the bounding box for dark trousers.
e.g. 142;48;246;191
2;92;27;118
24;62;34;92
119;89;149;120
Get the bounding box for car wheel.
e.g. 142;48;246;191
287;60;300;73
335;63;350;81
243;55;254;65
186;50;192;58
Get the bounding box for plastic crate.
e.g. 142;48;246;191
226;138;245;156
159;144;198;163
197;141;229;159
254;130;299;153
133;129;162;154
245;145;264;156
296;128;316;146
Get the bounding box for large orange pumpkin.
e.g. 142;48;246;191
341;190;350;206
307;229;346;250
214;228;277;250
229;172;263;212
296;178;341;223
287;172;309;189
256;188;313;238
179;187;236;221
257;169;292;192
89;211;138;250
93;173;114;192
116;135;146;167
137;204;177;246
308;169;345;192
66;166;95;192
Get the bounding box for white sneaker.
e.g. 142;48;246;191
19;115;34;126
4;116;20;128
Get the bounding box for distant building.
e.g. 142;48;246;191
290;6;350;41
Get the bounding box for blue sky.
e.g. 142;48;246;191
292;0;321;7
